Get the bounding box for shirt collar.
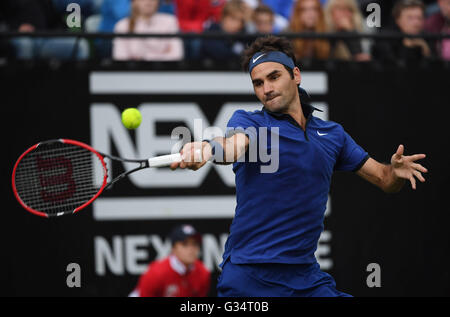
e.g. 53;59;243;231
263;102;321;120
169;254;193;276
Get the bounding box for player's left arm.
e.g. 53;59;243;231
356;144;428;193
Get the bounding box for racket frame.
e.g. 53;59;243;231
11;139;164;218
12;139;109;217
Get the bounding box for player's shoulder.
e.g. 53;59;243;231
311;115;344;131
310;116;348;142
228;109;266;133
232;109;264;117
229;109;265;124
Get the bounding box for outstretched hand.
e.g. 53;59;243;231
391;144;428;190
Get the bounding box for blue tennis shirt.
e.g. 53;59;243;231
221;101;369;265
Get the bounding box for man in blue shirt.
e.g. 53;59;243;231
170;36;428;296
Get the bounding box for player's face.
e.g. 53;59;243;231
172;237;200;266
251;62;301;113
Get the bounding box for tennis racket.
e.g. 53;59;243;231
11;139;182;218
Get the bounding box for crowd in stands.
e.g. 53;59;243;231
0;0;449;62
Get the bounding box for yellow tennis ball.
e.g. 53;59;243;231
121;108;142;129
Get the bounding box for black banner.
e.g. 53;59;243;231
2;62;449;297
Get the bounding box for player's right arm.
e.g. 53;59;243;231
170;133;249;171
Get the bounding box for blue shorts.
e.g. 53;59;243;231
217;258;352;297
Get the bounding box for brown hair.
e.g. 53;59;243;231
325;0;365;32
128;0;139;32
253;4;275;19
289;0;330;60
128;0;160;32
392;0;425;20
221;0;245;20
241;35;296;76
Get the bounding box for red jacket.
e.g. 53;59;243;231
175;0;225;33
134;255;210;297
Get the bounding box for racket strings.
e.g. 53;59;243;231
14;141;107;216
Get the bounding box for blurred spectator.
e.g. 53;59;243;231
158;0;175;14
3;0;89;60
251;4;276;34
357;0;436;29
200;0;247;61
98;0;130;33
130;224;210;297
263;0;295;20
241;1;257;29
324;0;371;61
175;0;223;33
209;0;228;22
394;0;432;57
113;0;183;61
373;0;432;63
261;0;293;32
288;0;330;60
424;0;450;60
96;0;130;58
174;0;225;59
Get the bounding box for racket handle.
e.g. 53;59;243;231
148;153;182;167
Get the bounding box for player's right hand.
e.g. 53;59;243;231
170;141;212;171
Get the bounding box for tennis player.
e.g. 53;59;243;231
170;36;428;297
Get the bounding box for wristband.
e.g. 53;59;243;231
202;139;224;163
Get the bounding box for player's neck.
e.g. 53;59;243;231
286;94;306;130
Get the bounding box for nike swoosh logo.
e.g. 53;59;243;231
252;53;266;63
317;131;328;136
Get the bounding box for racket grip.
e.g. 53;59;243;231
148;153;182;167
